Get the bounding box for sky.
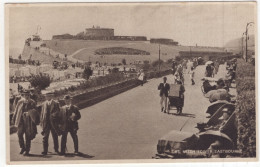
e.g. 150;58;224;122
7;2;256;55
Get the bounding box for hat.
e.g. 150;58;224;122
64;95;72;100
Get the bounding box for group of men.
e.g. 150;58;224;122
11;90;81;156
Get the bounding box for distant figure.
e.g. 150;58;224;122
172;61;177;75
190;67;195;85
137;69;145;86
158;77;170;113
205;64;212;77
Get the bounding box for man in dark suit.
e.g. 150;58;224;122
40;92;61;155
158;77;170;113
60;95;81;155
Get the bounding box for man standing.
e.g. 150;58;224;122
40;92;61;155
158;77;170;113
12;90;37;155
29;88;38;103
60;95;81;155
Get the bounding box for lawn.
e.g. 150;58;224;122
44;39;224;64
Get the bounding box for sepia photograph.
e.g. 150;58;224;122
5;1;257;164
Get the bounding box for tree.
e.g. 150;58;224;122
152;59;164;68
29;73;51;91
75;31;85;39
111;68;119;73
175;56;182;62
167;58;173;64
143;60;150;64
82;67;93;80
122;58;126;65
141;60;151;71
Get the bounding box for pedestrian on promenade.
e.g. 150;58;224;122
211;64;215;78
172;61;177;75
190;67;195;85
60;95;81;155
158;77;170;113
40;92;61;155
137;69;145;86
175;79;185;114
11;90;37;156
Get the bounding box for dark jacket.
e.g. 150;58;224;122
158;83;170;97
60;105;81;132
23;109;40;140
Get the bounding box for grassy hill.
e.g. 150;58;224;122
44;39;224;64
22;45;62;64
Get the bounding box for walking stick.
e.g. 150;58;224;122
179;117;192;131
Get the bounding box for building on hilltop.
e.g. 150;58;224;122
84;26;114;40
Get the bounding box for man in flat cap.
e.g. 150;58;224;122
40;92;61;155
60;95;81;155
12;89;37;156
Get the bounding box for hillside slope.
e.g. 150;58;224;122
22;45;62;64
44;39;224;64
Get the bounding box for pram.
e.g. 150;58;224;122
167;84;184;114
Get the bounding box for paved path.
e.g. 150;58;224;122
10;64;232;161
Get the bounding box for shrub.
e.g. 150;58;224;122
82;67;93;80
236;77;255;93
236;59;255;78
29;73;51;91
236;90;256;157
235;58;256;157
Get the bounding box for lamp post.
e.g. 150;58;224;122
158;44;161;72
245;22;254;62
241;32;245;59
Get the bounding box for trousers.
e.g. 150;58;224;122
61;128;78;153
42;124;59;153
160;94;168;110
17;120;31;152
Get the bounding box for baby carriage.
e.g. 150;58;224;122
167;84;184;114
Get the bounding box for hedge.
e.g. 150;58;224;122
235;59;256;157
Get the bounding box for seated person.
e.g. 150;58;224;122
216;78;226;89
196;108;232;132
206;108;232;131
202;79;217;93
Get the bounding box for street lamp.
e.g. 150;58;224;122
245;22;254;62
158;44;161;72
241;32;245;59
